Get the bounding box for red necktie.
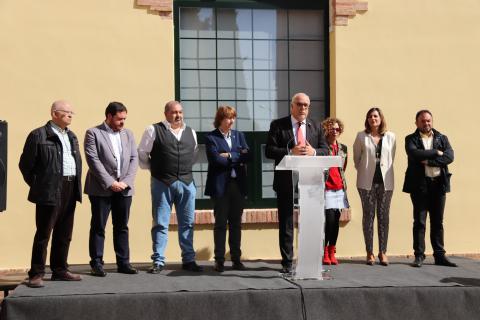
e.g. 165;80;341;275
297;122;305;146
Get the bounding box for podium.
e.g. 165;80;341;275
276;155;342;279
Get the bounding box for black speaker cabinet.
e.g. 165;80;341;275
0;121;7;212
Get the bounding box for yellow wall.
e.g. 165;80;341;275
331;0;480;257
0;0;283;270
0;0;175;269
1;0;479;270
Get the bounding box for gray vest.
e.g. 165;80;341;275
150;122;195;186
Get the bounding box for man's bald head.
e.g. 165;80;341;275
51;100;72;114
164;100;181;113
51;100;74;129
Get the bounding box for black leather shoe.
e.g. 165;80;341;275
214;261;225;272
182;261;204;272
26;275;44;288
435;256;458;267
51;271;82;281
117;264;138;274
412;256;425;268
280;265;292;274
91;264;107;277
232;261;246;271
148;264;164;274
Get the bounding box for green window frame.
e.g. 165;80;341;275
174;0;330;209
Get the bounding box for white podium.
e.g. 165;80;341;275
276;155;342;279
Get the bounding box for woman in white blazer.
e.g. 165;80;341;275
353;107;396;266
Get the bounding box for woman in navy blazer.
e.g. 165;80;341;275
205;106;250;272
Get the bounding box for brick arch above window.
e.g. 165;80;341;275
135;1;368;25
136;0;173;20
333;0;368;26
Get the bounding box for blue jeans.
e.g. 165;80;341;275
150;177;196;266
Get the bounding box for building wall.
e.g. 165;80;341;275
331;0;480;257
0;0;478;269
0;0;176;269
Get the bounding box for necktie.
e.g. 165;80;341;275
297;122;305;146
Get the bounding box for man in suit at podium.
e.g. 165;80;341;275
266;93;329;273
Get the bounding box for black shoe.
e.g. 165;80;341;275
51;271;82;281
412;256;425;268
148;263;164;274
232;261;246;271
280;265;292;274
214;261;225;272
26;275;44;288
117;264;138;274
182;261;204;272
91;264;107;277
434;256;458;267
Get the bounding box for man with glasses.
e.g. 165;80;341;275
266;93;329;273
19;100;83;288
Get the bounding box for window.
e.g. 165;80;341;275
175;1;329;209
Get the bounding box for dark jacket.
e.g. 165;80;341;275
265;116;329;193
402;128;453;194
19;122;82;205
204;129;250;198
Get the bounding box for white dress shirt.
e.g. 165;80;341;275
290;115;306;145
104;122;123;178
420;132;441;178
50;121;76;176
289;116;316;155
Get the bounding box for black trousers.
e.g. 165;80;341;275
277;190;294;267
411;178;447;258
29;179;76;278
213;179;244;263
325;209;341;246
88;194;132;268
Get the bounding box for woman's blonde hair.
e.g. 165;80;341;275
321;117;344;136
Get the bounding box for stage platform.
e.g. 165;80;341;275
1;256;480;320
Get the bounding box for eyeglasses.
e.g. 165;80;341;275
54;109;75;115
329;127;341;132
295;102;309;109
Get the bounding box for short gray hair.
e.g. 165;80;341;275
290;93;310;105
